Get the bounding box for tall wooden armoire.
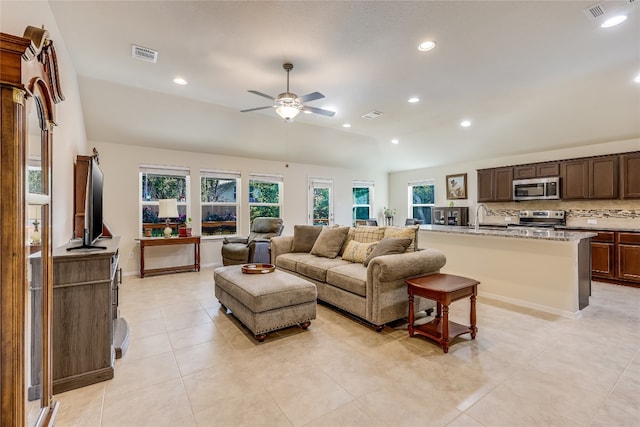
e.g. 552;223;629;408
1;26;64;427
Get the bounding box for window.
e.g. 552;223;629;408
139;165;190;237
408;180;435;224
352;180;374;225
249;174;283;222
309;177;333;225
200;170;240;236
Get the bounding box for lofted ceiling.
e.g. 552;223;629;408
46;0;640;172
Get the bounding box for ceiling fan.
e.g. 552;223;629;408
241;63;335;121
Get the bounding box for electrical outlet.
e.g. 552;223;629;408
505;217;512;222
587;219;597;225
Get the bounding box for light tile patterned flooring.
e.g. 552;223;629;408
54;269;640;426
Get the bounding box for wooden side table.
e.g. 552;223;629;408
136;236;201;278
405;273;479;353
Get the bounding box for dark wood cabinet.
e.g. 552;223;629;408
513;162;559;179
561;155;618;200
578;229;640;286
618;233;640;283
591;232;616;279
561;159;589;199
589;156;618;199
477;167;513;202
621;152;640;199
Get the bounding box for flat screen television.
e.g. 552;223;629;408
67;157;106;250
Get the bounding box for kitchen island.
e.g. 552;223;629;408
418;225;596;318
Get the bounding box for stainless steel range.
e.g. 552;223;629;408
508;210;566;236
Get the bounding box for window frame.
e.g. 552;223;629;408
408;179;435;224
139;165;190;237
352;180;374;225
248;173;283;222
200;169;241;238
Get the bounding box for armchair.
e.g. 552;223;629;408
221;217;284;266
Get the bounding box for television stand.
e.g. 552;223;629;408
66;242;107;251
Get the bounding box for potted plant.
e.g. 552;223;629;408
383;207;396;226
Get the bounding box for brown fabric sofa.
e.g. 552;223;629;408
270;225;446;330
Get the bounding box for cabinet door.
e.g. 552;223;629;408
621;152;640;199
561;159;589;199
536;162;559;177
618;233;640;283
589;156;618;199
477;169;495;202
494;167;513;201
513;165;536;179
592;242;615;279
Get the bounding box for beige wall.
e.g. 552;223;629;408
93;141;387;274
389;138;640;228
2;1;90;247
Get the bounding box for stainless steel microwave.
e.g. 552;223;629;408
513;177;560;201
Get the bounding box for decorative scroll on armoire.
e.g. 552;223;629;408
1;26;64;427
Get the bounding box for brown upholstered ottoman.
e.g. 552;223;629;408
214;266;317;342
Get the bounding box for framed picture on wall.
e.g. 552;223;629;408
446;173;467;200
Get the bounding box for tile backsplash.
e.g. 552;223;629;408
480;200;640;230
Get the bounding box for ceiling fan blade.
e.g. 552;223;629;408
297;91;324;103
301;105;335;117
241;106;273;113
248;90;275;101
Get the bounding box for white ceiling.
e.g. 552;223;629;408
48;0;640;172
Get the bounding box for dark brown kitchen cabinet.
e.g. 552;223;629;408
513;162;560;179
591;232;616;280
561;155;618;200
621;152;640;199
477;167;513;202
618;233;640;283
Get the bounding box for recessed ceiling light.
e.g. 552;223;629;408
391;139;399;144
460;120;471;127
343;123;351;128
601;15;627;28
408;97;420;103
303;110;312;114
634;74;640;83
418;40;437;51
173;77;187;85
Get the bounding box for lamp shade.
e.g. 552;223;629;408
158;199;178;219
276;105;301;120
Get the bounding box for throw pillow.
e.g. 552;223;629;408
310;226;350;259
291;225;323;252
342;240;378;263
383;225;419;251
363;237;412;266
339;227;355;256
353;226;386;243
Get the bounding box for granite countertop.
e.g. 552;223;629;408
556;225;640;233
419;224;596;242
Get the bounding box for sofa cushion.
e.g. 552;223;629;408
353;226;386;243
363;237;412;266
310;226;350;258
291;225;323;252
339;227;356;256
275;252;317;272
326;263;367;297
296;256;351;282
342;240;378;263
383;225;419;251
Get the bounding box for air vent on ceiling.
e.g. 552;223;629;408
131;44;158;63
584;3;606;19
362;111;384;119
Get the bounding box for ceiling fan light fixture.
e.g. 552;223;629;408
276;105;301;120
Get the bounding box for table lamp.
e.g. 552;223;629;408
29;205;41;244
158;199;178;237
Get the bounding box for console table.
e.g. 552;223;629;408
137;236;201;278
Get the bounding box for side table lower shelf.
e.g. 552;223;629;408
410;318;475;346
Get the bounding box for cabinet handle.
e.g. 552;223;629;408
118;267;123;285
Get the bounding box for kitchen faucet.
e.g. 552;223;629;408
475;203;488;232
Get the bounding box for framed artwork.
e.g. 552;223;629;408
446;173;467;200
